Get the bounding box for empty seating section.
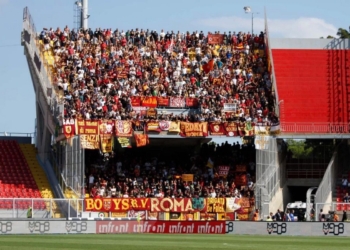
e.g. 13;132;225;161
0;141;45;210
273;49;350;133
273;49;329;124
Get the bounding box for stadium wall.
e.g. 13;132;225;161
0;220;348;236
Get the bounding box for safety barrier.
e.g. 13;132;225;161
0;221;349;235
281;122;350;134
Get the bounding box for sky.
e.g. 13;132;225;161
0;0;349;135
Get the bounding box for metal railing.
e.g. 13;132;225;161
281;122;350;134
0;198;84;219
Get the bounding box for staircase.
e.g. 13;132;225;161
19;144;64;218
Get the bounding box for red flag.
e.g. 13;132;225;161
202;59;214;74
134;134;149;147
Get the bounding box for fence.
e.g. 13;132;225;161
0;198;84;219
281;122;350;134
50;136;85;198
255;137;286;218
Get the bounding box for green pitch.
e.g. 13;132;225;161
0;234;349;250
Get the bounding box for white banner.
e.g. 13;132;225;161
254;135;269;150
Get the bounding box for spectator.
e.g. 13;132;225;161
342;210;348;222
275;209;282;221
343;192;350;203
39;27;277;125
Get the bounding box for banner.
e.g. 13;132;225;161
100;135;113;153
158;121;171;131
180;122;208;137
209;122;226;136
218;166;230;177
169;97;185;108
235;165;247;172
96;221;225;234
76;119;99;135
151;198;206;212
225;198;242;213
185;98;199;108
131;96;141;107
85;198;151;212
244;121;254;136
208;34;224;44
146;122;160;132
169;121;181;133
235;173;247;186
132;107;147;117
141;96;157;108
255;122;281;135
63;119;75;138
117;137;132;148
157;97;169;106
223;122;238;136
182;174;194;182
115;121;133;137
223;103;237;112
212;78;222;85
80;134;99;149
99;120;114;135
134;134;149;147
206;198;226;213
146;108;157;117
127;210;147;221
255;135;269;150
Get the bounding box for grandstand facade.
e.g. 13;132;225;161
11;5;350;221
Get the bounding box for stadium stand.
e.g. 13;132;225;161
85;141;255;198
0;140;62;216
38;27;278;125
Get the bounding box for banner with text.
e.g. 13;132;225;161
85;198;151;212
180;122;208;137
115;121;133;137
76;119;99;135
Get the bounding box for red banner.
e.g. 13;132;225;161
157;97;169;106
131;96;141;107
185;98;199;108
99;120;115;135
76;119;99;135
180;122;208;137
209;122;226;136
96;221;225;234
141;96;157;108
85;198;150;212
169;97;185;108
223;122;238;137
208;34;224;44
134;134;149;147
218;166;230;177
63;119;75;138
115;121;133;137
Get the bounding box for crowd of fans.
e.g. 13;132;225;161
85;141;256;199
39;26;278;124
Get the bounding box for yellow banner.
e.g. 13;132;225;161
100;135;113;153
117;137;131;148
206;198;225;213
80;135;99;149
182;174;193;182
169;121;181;133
